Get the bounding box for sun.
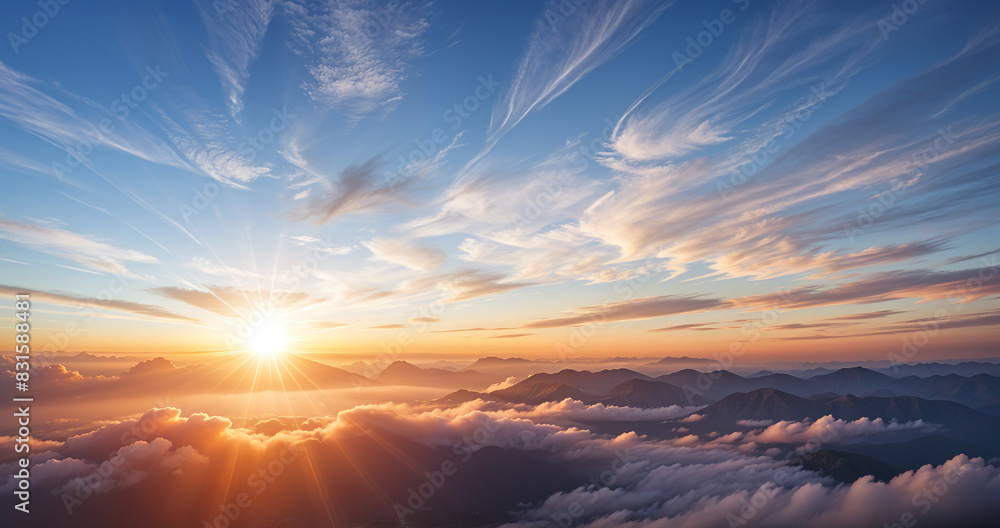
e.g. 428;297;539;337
246;321;288;358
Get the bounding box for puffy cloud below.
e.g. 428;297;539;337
744;415;935;447
505;455;1000;528
508;399;699;422
3;402;997;528
485;376;519;392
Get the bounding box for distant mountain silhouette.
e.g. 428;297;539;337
698;388;820;421
375;360;495;388
491;381;599;405
655;369;756;400
695;388;1000;448
646;356;714;365
433;363;1000;417
747;372;814;394
783;367;836;377
464;357;536;370
644;366;1000;414
603;378;712;407
806;366;899;395
893;373;1000;416
439;374;706;408
875;361;1000;378
518;368;654;393
69;351;136;362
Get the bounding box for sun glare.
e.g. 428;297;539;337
246;321;288;358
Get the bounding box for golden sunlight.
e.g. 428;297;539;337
245;321;288;357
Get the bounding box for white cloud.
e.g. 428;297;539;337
0;216;157;278
743;415;935;447
286;0;430;115
485;376;519;392
0;61;186;170
156;107;270;186
488;0;665;144
363;237;447;272
194;0;275;120
282;234;355;255
184;257;259;278
5;402;999;528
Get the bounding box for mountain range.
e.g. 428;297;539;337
432;363;1000;416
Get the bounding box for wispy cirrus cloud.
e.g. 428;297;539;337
300;320;349;333
193;0;275;120
155;105;270;187
826;310;906;321
0;217;157;278
0;60;186;170
150;285;323;317
0;147;83;186
322;267;532;307
608;2;876;163
734;265;1000;311
367;323;409;330
771;309;1000;341
487;0;666;145
183;257;259;279
285;0;431;116
285;154;420;222
0;284;198;324
430;326;513;334
647;322;722;333
523;294;730;329
435;269;532;302
363;237;447;273
517;262;1000;331
409;140;601;237
280;234;355;256
573;29;1000;282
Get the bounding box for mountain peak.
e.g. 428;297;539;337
698;388;818;421
380;360;421;374
492;380;597;405
826;366;890;378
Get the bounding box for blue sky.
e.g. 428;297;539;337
1;0;998;360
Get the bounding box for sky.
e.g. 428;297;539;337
0;0;998;362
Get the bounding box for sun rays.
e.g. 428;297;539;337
246;320;288;358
